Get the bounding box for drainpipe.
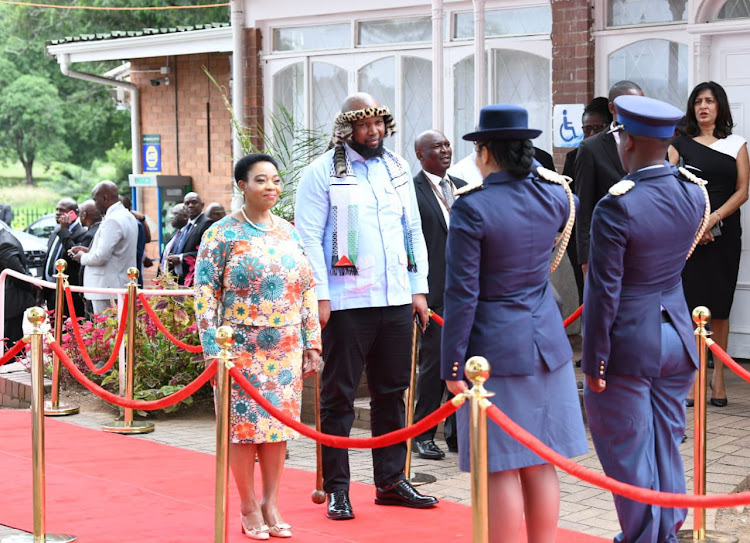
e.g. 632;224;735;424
58;53;141;178
230;0;245;212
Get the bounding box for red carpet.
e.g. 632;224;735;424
0;410;606;542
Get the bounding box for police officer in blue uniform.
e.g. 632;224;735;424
442;104;588;542
582;95;710;543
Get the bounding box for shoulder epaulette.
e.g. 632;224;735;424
536;166;571;187
678;166;708;187
455;180;483;196
608;180;635;196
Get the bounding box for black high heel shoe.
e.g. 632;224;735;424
710;378;728;407
685;398;694;408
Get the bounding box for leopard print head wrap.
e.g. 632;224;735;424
327;106;397;150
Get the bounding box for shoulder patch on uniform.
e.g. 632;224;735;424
536;166;571;186
678;166;708;187
455;180;483;196
608;180;635;196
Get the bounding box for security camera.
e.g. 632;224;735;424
150;78;161;87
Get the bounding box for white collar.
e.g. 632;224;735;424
423;170;449;189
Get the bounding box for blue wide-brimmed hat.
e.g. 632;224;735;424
610;95;684;139
462;104;542;141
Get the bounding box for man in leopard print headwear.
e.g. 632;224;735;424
295;92;436;520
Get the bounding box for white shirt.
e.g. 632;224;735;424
422;170;452;225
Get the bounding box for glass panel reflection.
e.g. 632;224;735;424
454;6;552;39
608;39;687;109
453;56;475;162
608;0;687;26
312;62;348;138
358;17;431;46
358;57;396;148
716;0;750;19
402;57;433;173
273;24;350;52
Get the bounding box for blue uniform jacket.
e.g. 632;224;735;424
582;163;705;378
441;169;574;379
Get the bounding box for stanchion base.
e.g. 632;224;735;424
677;529;738;543
1;534;77;542
408;472;437;487
101;420;155;434
43;401;80;416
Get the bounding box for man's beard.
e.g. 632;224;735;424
348;138;384;159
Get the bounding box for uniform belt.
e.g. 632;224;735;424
661;311;671;324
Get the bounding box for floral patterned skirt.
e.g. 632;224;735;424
227;324;303;444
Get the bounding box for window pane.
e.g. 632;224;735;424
273;63;304;125
608;39;688;110
455;6;552;39
608;0;687;26
493;50;552;153
273;24;350;52
358;17;431;46
454;56;474;162
358;57;396;148
717;0;750;19
312;63;348;138
401;57;433;173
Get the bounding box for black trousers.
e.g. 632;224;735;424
414;305;456;444
321;304;412;492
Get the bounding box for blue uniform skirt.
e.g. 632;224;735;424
456;347;588;473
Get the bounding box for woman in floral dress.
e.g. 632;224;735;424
195;154;322;540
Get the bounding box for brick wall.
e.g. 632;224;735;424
129;35;264;285
551;0;595;171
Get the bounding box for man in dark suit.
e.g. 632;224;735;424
76;200;102;316
574;80;643;276
0;224;36;346
412;130;466;459
159;203;189;276
44;198;87;316
166;192;211;285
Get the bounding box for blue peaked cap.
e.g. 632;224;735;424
612;95;684;139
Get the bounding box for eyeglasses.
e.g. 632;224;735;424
582;124;606;136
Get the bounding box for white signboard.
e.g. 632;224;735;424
553;104;585;148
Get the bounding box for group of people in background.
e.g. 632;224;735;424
192;78;749;543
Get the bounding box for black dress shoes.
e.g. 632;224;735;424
414;439;445;459
375;479;439;508
327;489;354;520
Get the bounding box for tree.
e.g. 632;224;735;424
0;75;70;184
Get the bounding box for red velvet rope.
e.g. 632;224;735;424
430;304;583;329
486;403;750;508
137;293;202;353
50;340;216;410
563;304;583;328
65;287;128;375
229;366;460;449
708;340;750;384
0;338;29;367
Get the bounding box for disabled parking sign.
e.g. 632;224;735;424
553;104;585;148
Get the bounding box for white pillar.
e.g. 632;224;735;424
432;0;444;132
473;0;486;117
231;0;245;211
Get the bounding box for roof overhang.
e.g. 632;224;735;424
46;25;233;64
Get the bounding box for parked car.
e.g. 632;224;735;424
24;213;56;240
0;220;47;279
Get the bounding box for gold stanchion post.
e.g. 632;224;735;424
677;307;737;543
311;370;326;504
466;356;493;543
44;260;79;416
214;326;235;543
102;268;154;434
1;307;77;543
404;319;436;486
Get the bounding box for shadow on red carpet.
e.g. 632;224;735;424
0;410;607;542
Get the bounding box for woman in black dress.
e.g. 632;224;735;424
668;81;750;406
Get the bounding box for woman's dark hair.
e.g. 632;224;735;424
685;81;734;139
478;138;535;177
233;153;279;184
584;96;613;124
